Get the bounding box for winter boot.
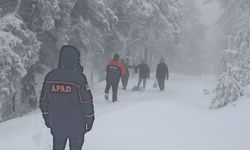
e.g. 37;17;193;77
105;93;109;101
112;99;117;103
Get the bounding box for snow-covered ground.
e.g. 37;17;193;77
0;74;250;150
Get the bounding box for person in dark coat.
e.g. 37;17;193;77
156;57;169;91
105;53;125;102
120;58;130;90
135;59;150;90
39;45;95;150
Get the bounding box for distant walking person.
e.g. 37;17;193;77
105;53;125;102
135;59;150;90
120;58;130;90
39;45;95;150
156;57;169;91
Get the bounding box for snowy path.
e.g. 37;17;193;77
0;75;250;150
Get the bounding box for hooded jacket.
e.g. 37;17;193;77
105;58;125;84
156;62;169;80
39;45;94;137
137;63;150;79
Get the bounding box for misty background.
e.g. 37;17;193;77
0;0;249;121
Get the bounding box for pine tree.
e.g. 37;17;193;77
36;0;117;81
107;0;183;65
0;14;40;120
211;0;250;108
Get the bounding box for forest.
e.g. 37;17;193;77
0;0;250;121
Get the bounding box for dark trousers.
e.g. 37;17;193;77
53;135;84;150
105;81;119;102
157;78;165;91
121;76;129;89
137;78;146;89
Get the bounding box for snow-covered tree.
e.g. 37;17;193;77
107;0;183;66
36;0;117;82
0;14;40;120
211;0;250;108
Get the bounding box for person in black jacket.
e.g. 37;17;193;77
39;45;94;150
156;57;169;91
120;58;130;90
135;59;150;90
105;53;125;102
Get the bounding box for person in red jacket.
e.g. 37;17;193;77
105;53;125;102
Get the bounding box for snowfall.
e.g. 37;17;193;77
0;74;250;150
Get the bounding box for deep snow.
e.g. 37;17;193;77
0;74;250;150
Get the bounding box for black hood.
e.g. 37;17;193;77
58;45;80;69
113;53;119;61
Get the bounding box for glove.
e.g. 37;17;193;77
85;116;95;132
42;114;50;128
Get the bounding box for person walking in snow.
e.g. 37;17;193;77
105;53;125;102
39;45;95;150
156;57;169;91
120;58;130;90
134;59;150;90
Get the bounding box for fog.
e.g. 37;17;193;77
0;1;250;150
196;0;222;74
0;0;250;124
